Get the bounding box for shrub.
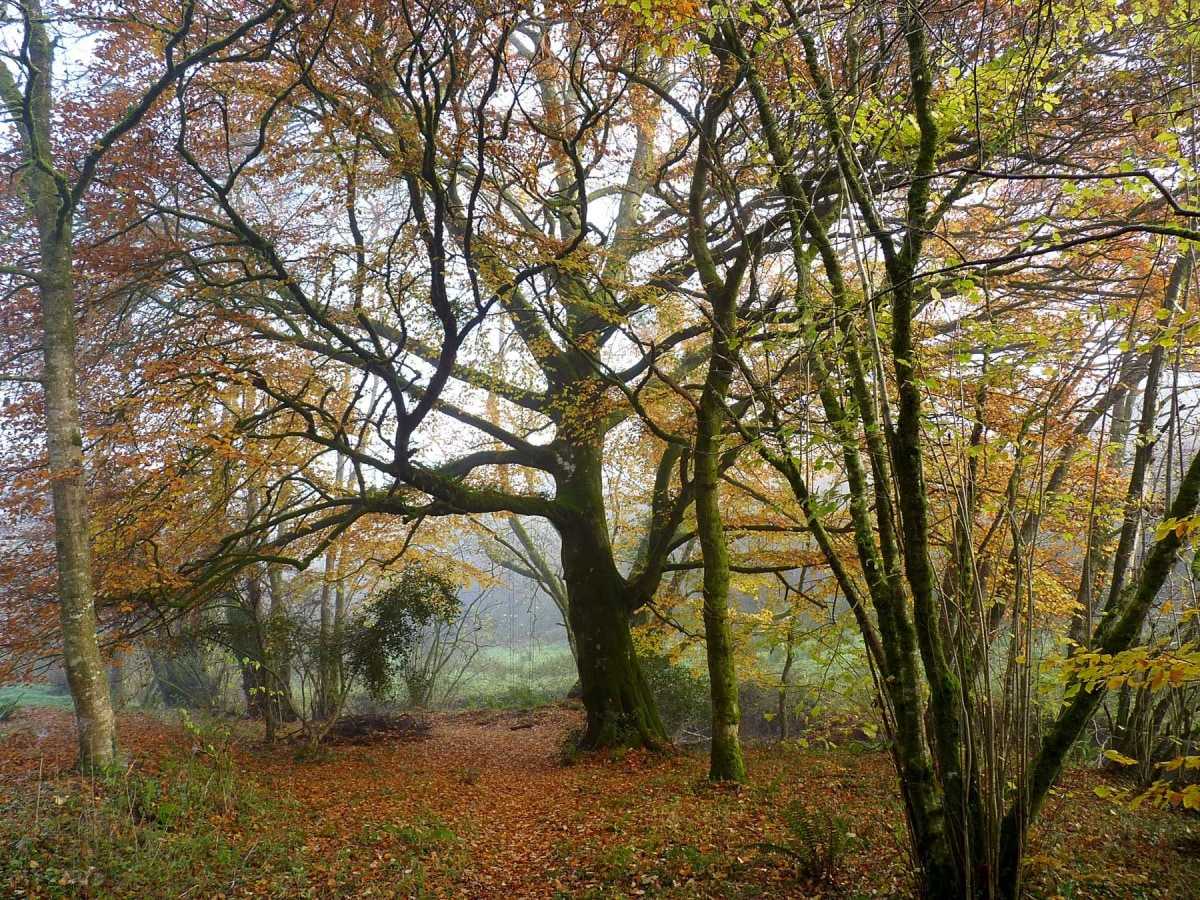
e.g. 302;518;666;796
640;653;711;741
0;691;21;722
352;565;460;701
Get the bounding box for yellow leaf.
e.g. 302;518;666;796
1183;787;1200;811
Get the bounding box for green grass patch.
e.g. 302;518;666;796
0;682;76;714
453;644;576;708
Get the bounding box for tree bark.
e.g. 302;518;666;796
694;426;746;780
39;258;117;769
692;271;746;781
317;541;339;719
556;445;667;749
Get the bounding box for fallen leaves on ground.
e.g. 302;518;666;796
2;705;1198;898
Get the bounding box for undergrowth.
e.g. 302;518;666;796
0;713;308;898
758;798;857;888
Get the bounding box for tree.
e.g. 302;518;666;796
0;0;286;768
707;1;1200;895
138;0;749;749
681;38;752;781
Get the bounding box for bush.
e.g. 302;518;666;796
0;691;21;722
352;565;460;701
640;653;711;741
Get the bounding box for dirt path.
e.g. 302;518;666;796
253;705;715;897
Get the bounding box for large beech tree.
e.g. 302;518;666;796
137;0;759;749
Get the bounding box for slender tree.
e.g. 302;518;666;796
0;0;287;768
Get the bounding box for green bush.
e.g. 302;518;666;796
640;653;711;740
0;691;21;722
353;564;460;700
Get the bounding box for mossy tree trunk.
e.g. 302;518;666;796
694;411;746;780
686;43;749;781
556;444;667;750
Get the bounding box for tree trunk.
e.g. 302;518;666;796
332;539;351;698
563;561;666;749
250;567;278;741
37;204;116;772
684;43;752;781
5;3;118;770
317;452;347;719
266;558;295;724
779;624;796;741
694;322;747;781
556;447;666;750
317;546;337;719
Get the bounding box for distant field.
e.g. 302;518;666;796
0;682;75;713
451;643;576;708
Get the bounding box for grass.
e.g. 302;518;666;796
452;643;576;708
3;702;1198;898
0;683;76;714
0;717;315;898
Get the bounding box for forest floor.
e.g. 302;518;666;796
1;703;1198;898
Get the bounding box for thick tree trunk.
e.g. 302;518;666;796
562;560;666;749
556;447;666;750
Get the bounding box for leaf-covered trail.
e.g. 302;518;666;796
249;705;830;897
276;707;628;896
